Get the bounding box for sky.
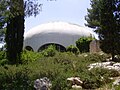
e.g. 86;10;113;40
25;0;91;32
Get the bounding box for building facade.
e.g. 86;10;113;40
24;22;94;52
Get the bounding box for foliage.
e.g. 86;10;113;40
84;52;108;62
41;45;57;57
0;0;8;29
114;85;120;90
6;10;24;64
0;28;6;37
0;51;117;89
0;0;56;65
66;45;79;55
85;0;101;31
0;0;8;37
0;65;33;89
0;51;8;66
76;37;94;53
86;0;120;61
81;68;111;89
4;0;42;65
21;50;43;64
24;0;43;17
99;0;120;61
0;51;6;60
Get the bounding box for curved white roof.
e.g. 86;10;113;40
24;22;94;51
25;22;93;38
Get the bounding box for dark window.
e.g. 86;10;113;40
38;43;66;52
25;46;33;51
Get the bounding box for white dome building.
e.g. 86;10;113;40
24;22;94;52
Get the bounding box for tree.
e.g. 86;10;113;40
5;0;24;64
85;0;101;32
2;0;55;64
86;0;120;60
4;0;42;64
0;0;8;36
99;0;120;60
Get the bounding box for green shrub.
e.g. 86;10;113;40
0;52;77;89
88;67;119;82
21;50;43;64
0;51;113;90
0;51;6;60
81;68;114;89
106;69;120;77
41;45;57;57
0;51;8;66
84;53;108;63
51;72;69;90
66;45;79;55
0;65;33;90
76;37;94;53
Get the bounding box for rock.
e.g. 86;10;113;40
84;54;88;57
34;77;52;90
67;77;83;89
34;79;41;90
113;63;120;67
67;77;75;81
74;77;83;85
88;62;120;71
67;77;83;85
72;85;82;89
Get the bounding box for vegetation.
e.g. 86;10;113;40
85;0;100;30
0;0;42;64
41;45;57;57
0;0;120;89
99;0;120;61
0;48;120;89
5;0;24;64
76;36;94;53
66;45;79;55
0;0;8;36
86;0;120;61
4;0;42;65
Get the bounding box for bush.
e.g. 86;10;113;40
0;65;33;90
0;51;8;66
21;50;43;64
76;37;94;53
84;53;108;63
0;51;6;60
66;45;79;55
81;68;115;89
0;51;113;90
41;45;57;57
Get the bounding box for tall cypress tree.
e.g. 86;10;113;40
5;0;43;64
6;0;24;64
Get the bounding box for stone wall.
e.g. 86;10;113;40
89;40;101;53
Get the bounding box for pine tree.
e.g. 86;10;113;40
86;0;120;60
99;0;120;60
85;0;101;32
